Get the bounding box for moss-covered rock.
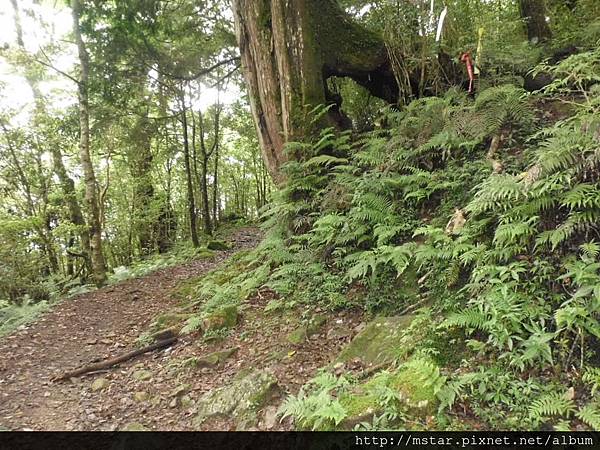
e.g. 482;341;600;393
91;378;110;392
287;326;308;345
287;315;327;345
335;315;414;366
150;312;192;332
338;361;439;429
207;240;230;251
194;370;279;430
133;391;150;402
132;369;152;381
196;347;238;367
202;305;238;331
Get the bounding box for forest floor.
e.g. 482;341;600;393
0;227;365;431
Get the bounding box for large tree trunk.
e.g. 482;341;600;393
232;0;398;182
519;0;552;43
71;0;107;286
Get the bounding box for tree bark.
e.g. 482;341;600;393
71;0;107;286
51;147;91;272
129;110;155;255
11;0;88;275
519;0;552;43
212;138;219;229
232;0;398;182
180;93;200;248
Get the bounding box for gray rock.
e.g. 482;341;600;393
132;369;152;381
121;422;149;431
335;315;414;366
133;392;150;402
91;378;110;392
194;369;279;430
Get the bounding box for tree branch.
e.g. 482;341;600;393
33;48;81;85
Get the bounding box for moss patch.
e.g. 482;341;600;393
337;363;439;429
202;305;238;331
150;312;192;332
335;315;414;366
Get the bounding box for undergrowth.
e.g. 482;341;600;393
180;46;600;430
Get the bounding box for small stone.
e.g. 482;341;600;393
196;348;238;367
134;392;150;402
132;370;152;381
170;384;190;398
169;397;178;408
263;406;278;430
180;395;193;408
91;378;110;392
121;422;149;431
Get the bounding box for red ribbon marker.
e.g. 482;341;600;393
460;51;475;93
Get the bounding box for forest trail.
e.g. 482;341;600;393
0;227;262;431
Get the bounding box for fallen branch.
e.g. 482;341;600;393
51;337;177;382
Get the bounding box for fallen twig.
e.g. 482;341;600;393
51;337;177;382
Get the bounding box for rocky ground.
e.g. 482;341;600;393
0;227;400;431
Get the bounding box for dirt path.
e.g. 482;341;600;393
0;228;262;431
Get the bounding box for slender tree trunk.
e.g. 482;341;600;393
200;158;211;235
180;94;200;248
196;109;213;235
212;142;219;227
71;0;107;286
12;0;87;275
129;110;155;255
51;147;91;269
155;76;176;253
519;0;552;43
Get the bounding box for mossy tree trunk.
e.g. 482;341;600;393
232;0;398;183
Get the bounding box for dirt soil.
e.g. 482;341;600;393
0;227;365;431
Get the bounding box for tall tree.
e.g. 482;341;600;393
196;102;221;235
180;91;200;248
232;0;398;182
10;0;92;276
71;0;107;286
519;0;552;43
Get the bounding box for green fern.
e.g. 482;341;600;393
528;391;576;423
577;403;600;430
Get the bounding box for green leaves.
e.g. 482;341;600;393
277;372;350;430
528;391;576;424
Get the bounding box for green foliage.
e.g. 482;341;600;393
255;68;600;430
528;391;576;425
278;372;350;430
0;299;50;337
576;403;600;431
